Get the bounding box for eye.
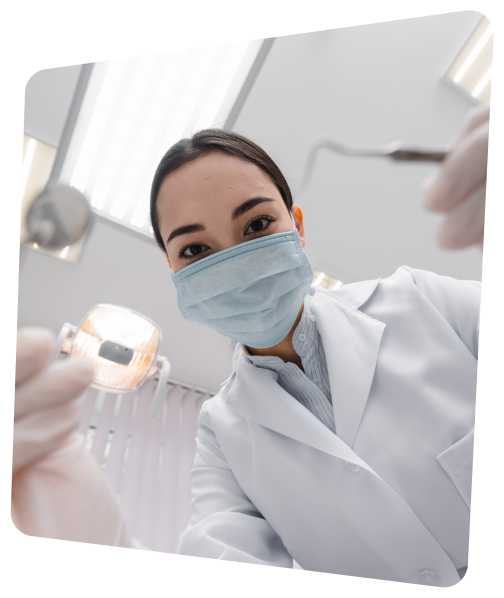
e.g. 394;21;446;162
245;216;274;235
179;243;210;259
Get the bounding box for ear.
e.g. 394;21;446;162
291;204;306;248
166;255;172;270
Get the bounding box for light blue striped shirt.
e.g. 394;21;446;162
243;294;336;434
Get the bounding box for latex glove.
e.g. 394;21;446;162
423;104;490;249
12;327;135;548
13;328;94;473
12;431;133;547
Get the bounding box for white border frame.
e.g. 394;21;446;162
4;3;504;598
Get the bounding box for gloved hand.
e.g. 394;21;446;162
13;327;93;473
12;327;135;548
423;104;490;249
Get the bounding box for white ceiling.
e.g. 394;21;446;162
24;64;83;148
233;11;483;283
19;11;485;392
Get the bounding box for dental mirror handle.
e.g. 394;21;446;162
389;149;448;162
300;137;449;189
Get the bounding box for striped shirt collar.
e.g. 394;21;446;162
238;293;335;433
242;294;316;369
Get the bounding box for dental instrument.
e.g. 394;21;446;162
301;136;448;189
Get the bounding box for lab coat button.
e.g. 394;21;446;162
344;461;360;473
298;333;307;342
418;569;440;586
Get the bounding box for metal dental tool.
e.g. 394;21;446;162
300;136;448;190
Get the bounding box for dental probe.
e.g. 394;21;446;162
300;136;448;190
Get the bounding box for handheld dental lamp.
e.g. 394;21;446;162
53;304;170;418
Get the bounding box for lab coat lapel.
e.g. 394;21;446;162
310;280;384;448
226;274;384;461
226;350;374;467
220;280;460;584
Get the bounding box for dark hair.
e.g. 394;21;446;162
150;129;293;254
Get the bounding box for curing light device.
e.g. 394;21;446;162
53;305;170;418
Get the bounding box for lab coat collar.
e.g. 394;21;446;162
311;281;385;447
226;277;385;451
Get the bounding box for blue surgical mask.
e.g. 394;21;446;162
170;214;314;348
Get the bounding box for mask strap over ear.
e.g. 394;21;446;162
290;210;296;228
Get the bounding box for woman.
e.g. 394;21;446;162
146;126;481;587
13;106;489;587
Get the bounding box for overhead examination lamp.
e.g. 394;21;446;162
22;65;95;255
25;184;91;250
53;305;171;418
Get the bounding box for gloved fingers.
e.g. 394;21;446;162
423;121;489;213
16;327;56;387
15;357;94;420
436;182;486;249
453;104;490;146
12;403;82;473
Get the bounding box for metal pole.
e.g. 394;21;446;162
224;38;275;131
45;63;94;190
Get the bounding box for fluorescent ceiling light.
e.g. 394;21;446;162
59;40;263;237
453;25;492;83
444;16;493;105
473;66;492;97
311;269;345;289
22;138;36;196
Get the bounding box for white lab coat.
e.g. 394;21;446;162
178;266;480;587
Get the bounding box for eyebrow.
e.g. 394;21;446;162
232;196;275;220
166;223;205;245
166;196;276;245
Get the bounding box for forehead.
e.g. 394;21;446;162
157;151;280;211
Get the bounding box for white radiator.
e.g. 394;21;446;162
76;378;212;552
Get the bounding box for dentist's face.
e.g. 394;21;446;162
156;151;305;273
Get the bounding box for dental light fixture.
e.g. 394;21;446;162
20;154;92;262
21;65;95;263
444;15;493;105
54;305;170;418
20;135;87;264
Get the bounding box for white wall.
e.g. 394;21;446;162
18;11;485;391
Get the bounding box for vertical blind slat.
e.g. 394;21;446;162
79;378;213;553
77;387;99;436
176;389;201;539
154;385;185;552
90;391;118;466
135;385;165;548
117;383;152;537
103;392;135;493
